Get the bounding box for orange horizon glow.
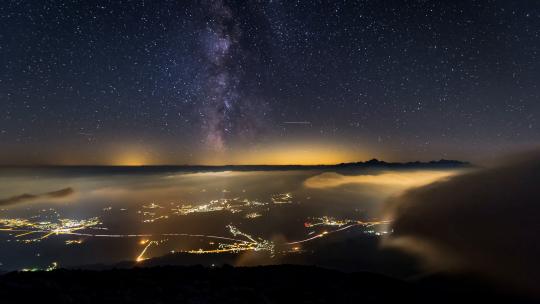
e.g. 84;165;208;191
198;143;369;166
50;142;371;166
1;142;381;166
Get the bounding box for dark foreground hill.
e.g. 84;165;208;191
0;265;535;304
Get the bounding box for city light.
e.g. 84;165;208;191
0;192;392;270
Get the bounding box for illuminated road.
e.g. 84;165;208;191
0;201;390;267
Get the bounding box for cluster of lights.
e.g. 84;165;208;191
21;262;58;272
135;193;292;223
171;198;267;216
65;239;84;245
135;225;274;261
185;225;274;255
142;203;163;209
304;216;352;228
0;193;392;269
244;212;262;219
287;218;392;245
271;193;293;204
137;203;168;223
0;217;102;243
364;229;391;236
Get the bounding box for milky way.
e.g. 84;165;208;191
1;1;540;164
201;0;242;150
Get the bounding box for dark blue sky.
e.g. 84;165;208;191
1;0;539;164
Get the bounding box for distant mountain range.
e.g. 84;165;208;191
0;159;471;173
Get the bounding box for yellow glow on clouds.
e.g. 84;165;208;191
304;170;459;189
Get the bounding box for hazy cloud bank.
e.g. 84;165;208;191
0;187;74;206
304;171;457;189
382;153;540;295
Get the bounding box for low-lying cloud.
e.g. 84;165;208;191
304;171;457;189
382;153;540;295
0;187;74;206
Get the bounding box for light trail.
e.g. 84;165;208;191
134;225;274;260
136;241;158;262
15;231;40;238
227;225;257;243
0;217;274;261
186;244;257;254
287;232;326;245
287;224;357;245
283;121;311;125
1;217;389;246
287;220;390;245
0;209;390;265
0;227;250;244
181;226;274;255
63;232;248;243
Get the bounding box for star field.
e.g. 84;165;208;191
1;0;539;164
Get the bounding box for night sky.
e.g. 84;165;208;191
1;0;540;165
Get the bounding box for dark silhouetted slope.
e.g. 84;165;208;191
0;265;535;304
